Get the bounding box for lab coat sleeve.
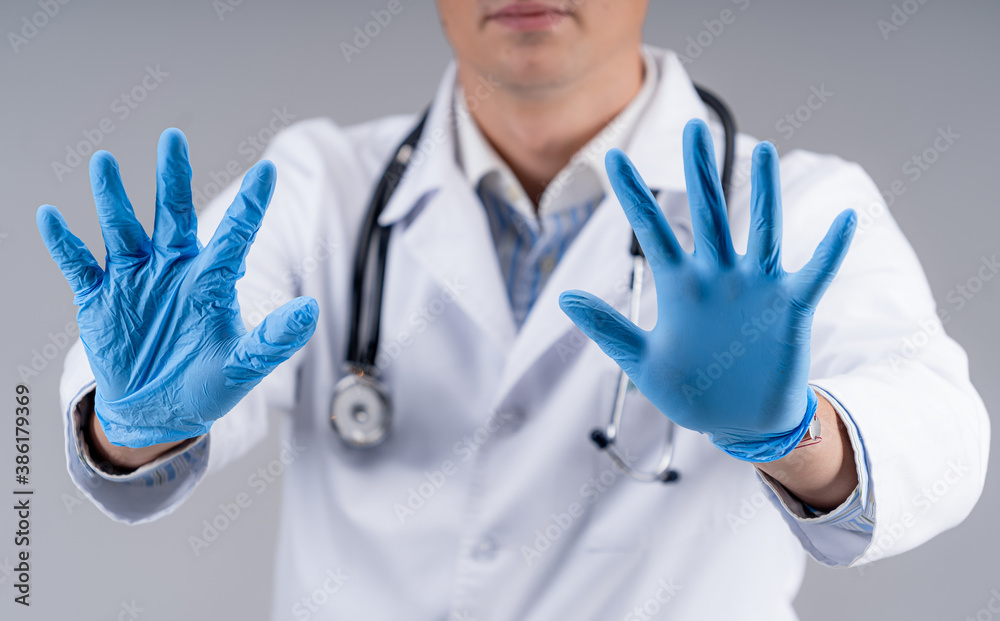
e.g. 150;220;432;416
762;150;990;567
756;386;876;563
57;118;362;524
59;343;213;525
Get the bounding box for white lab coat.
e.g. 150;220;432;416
60;48;989;620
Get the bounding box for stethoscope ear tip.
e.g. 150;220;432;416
660;470;680;484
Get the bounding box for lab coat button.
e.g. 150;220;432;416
472;536;498;562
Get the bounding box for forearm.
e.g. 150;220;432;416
754;393;859;513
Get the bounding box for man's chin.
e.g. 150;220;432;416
496;48;579;87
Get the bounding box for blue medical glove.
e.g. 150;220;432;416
560;120;856;462
37;128;319;448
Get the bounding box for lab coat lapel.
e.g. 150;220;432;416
392;167;517;353
494;195;634;400
620;47;718;193
378;62;517;353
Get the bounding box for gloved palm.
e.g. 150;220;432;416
560;120;856;462
37;129;319;448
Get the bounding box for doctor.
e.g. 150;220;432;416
38;1;988;619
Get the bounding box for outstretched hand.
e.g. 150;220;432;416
560;120;856;462
38;129;319;448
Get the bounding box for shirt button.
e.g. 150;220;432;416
472;536;498;562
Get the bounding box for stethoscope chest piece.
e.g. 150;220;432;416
330;369;392;448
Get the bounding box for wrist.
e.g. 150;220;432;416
754;392;859;511
86;408;187;471
711;387;818;463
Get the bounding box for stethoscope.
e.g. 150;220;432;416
330;85;737;485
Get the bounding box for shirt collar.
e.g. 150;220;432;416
454;49;659;220
378;47;716;227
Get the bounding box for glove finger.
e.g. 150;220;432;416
559;290;645;372
198;161;276;284
683;119;735;266
36;205;104;301
606;148;683;270
89;151;150;262
747;142;783;274
153;128;199;256
790;209;857;308
226;296;319;383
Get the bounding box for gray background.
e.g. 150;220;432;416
1;1;997;619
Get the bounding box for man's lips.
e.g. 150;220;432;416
486;3;572;31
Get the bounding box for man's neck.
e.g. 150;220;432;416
457;48;644;207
